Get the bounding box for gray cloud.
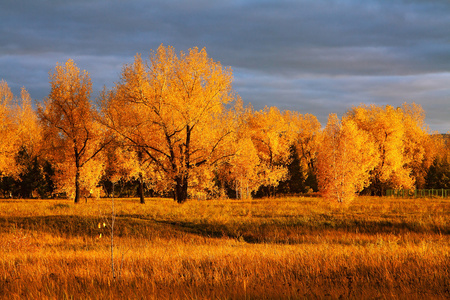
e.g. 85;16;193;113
1;0;449;132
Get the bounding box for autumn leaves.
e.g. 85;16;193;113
0;45;439;203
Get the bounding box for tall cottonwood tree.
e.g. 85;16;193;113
17;89;37;139
15;88;43;161
38;59;107;203
0;81;19;178
246;106;294;196
284;111;321;191
221;106;320;198
0;82;53;198
223;107;317;198
0;83;39;175
401;103;437;189
317;114;378;202
101;45;237;203
14;87;51;198
217;103;266;199
346;103;430;194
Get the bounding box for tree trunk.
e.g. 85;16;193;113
74;168;80;203
173;125;191;204
138;172;145;204
174;175;188;203
137;150;145;204
74;147;82;203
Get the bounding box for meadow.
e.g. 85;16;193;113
0;196;449;299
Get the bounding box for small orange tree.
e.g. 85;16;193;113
38;60;108;203
317;114;378;202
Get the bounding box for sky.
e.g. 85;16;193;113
1;0;450;132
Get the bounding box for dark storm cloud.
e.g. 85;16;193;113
1;0;449;131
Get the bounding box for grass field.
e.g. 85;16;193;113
0;196;449;299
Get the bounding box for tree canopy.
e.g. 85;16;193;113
101;45;237;203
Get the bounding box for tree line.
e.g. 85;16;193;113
1;45;449;203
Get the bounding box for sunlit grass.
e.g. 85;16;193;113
0;196;449;299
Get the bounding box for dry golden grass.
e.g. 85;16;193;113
0;196;449;299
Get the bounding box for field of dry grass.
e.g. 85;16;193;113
0;196;449;299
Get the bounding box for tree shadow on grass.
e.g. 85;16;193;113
0;214;448;244
0;215;225;241
0;215;105;237
153;217;450;244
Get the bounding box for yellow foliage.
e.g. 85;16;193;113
317;114;379;202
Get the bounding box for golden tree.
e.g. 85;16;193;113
346;103;431;194
222;106;314;198
317;114;378;202
401;103;437;189
0;80;19;177
246;106;294;196
229;138;262;199
0;82;49;198
284;111;321;190
15;88;42;159
101;45;237;203
38;59;107;203
216;103;266;199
